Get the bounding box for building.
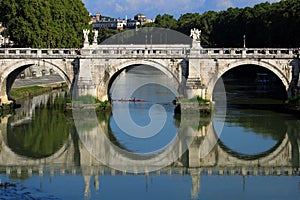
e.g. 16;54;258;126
91;13;127;30
93;18;127;30
134;13;147;25
126;20;140;28
91;13;151;31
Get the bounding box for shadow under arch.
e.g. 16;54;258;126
104;60;181;102
207;60;290;101
0;59;73;100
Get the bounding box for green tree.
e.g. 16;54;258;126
0;0;91;48
154;14;178;29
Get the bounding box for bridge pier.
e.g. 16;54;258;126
186;42;210;100
76;50;97;99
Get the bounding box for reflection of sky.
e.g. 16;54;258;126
219;124;277;155
110;67;179;153
110;102;178;153
1;173;299;200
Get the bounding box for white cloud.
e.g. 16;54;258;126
115;3;126;13
217;0;233;10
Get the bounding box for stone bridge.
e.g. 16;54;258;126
0;43;299;103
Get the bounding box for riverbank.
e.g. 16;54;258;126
0;78;67;115
9;75;67;100
10;82;67;100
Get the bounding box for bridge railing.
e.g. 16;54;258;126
84;46;299;59
0;48;80;57
85;44;191;58
196;48;299;58
0;47;298;58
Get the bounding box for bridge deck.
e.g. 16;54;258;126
0;46;298;59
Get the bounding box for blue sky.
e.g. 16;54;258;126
82;0;281;19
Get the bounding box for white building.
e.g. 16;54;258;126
91;13;145;30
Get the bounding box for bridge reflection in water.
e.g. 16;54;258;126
0;91;299;199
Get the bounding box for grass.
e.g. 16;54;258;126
72;95;111;111
74;95;101;104
10;86;53;100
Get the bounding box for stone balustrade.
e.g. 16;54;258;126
0;46;298;59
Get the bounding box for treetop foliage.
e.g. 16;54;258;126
0;0;91;48
153;0;300;48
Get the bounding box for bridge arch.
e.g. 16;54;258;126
98;59;181;101
208;60;290;100
0;59;72;101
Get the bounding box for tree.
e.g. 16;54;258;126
0;0;91;48
154;14;178;29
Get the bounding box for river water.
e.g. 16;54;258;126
0;68;299;200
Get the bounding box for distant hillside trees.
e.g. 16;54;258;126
155;0;300;47
0;0;91;48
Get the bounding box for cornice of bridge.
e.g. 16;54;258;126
0;47;298;59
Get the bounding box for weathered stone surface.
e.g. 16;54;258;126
0;46;298;103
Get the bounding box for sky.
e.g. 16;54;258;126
82;0;281;19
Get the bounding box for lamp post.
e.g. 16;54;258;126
243;34;246;49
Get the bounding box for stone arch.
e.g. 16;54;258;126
0;59;72;101
207;60;290;100
97;59;181;101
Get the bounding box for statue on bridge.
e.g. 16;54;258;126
83;29;90;44
190;28;201;42
93;29;98;44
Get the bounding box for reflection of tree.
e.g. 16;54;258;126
225;108;287;141
7;94;70;158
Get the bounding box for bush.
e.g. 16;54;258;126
75;95;100;104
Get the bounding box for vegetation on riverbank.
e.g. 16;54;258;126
180;96;210;104
10;83;67;100
67;95;111;112
175;96;211;115
10;86;53;100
